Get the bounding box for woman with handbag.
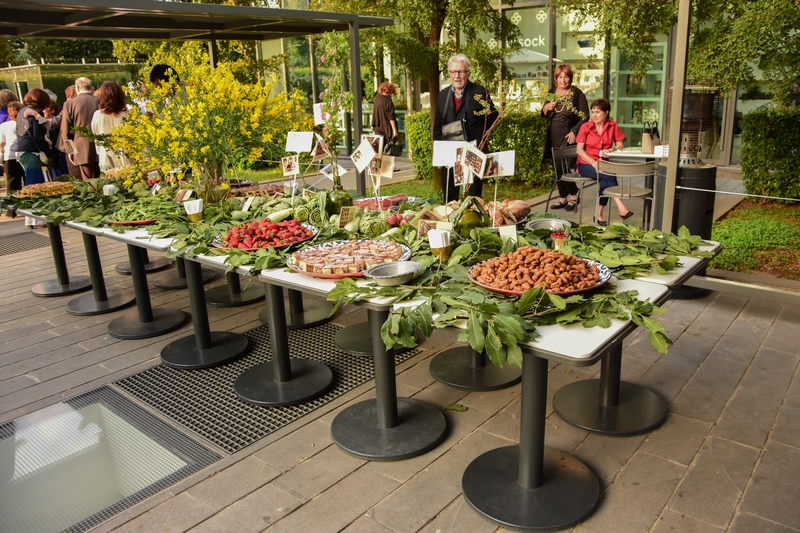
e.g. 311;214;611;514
542;64;589;211
15;88;52;228
372;81;399;154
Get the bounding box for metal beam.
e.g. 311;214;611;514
661;0;692;232
349;19;365;196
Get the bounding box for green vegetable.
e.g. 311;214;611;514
267;208;294;222
231;210;249;221
344;217;361;233
309;206;323;226
293;204;310;222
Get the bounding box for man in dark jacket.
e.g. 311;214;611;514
433;53;498;202
61;77;100;179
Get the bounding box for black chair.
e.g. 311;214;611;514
546;145;595;224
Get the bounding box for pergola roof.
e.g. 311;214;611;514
0;0;393;41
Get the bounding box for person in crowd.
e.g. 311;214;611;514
575;98;633;227
432;53;498;202
150;64;181;89
372;81;399;149
61;77;100;179
16;88;52;228
542;64;589;211
0;101;24;193
91;81;131;171
0;89;19;124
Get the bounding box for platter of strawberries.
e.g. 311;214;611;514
213;219;317;251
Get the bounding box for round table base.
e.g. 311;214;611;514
31;275;92;297
115;257;174;275
108;308;187;340
430;346;521;391
205;283;265;307
670;285;712;300
259;299;334;330
161;331;249;369
153;267;216;290
234;359;333;407
331;397;446;461
553;380;667;436
462;446;599;531
334;321;414;357
65;289;135;316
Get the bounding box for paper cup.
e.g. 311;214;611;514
428;229;452;261
102;184;119;196
184;199;204;222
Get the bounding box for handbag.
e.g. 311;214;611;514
24;119;54;166
642;121;661;154
441;119;467;142
383;141;403;157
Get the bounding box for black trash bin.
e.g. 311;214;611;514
655;163;716;238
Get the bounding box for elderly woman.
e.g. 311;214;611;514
575;98;633;226
91;81;132;171
372;81;399;147
542;64;589;211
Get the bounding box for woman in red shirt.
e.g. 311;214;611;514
576;98;634;226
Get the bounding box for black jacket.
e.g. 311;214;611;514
433;80;497;152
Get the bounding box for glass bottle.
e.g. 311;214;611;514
326;171;352;217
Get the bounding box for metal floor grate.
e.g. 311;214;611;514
0;386;220;533
115;322;425;454
0;231;51;256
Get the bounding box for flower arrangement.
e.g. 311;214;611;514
111;62;313;202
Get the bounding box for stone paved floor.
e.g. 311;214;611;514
2;176;799;533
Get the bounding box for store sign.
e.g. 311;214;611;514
516;36;546;48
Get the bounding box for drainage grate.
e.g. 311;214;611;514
0;231;51;256
115;322;425;454
0;386;220;533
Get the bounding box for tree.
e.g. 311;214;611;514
22;39;114;64
310;0;522;129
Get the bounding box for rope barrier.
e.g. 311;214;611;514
676;187;800;203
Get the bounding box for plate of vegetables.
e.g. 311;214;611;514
213;219;317;251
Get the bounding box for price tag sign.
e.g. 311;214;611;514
241;196;255;212
338;206;359;229
302;188;316;198
174;189;193;203
498;225;518;243
150;183;161;195
435;221;453;231
285;131;314;153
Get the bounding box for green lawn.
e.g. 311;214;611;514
711;201;800;280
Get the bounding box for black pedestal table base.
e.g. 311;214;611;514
462;446;599;531
153;257;216;289
107;244;188;339
206;271;264;307
161;332;249;369
331;307;446;460
31;276;92;297
115;250;173;275
430;345;521;391
31;221;92;297
235;359;333;406
259;289;334;330
553;380;666;436
331;397;446;461
108;307;187;339
235;282;332;407
334;320;415;357
462;353;598;530
161;258;249;369
66;290;135;316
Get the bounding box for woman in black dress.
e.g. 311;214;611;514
542;64;589;211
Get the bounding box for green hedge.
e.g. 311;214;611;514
740;106;800;199
406;109;551;187
407;110;433;180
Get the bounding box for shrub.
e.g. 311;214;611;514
740;106;800;200
406;110;433;180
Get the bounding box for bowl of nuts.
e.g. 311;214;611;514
365;261;423;286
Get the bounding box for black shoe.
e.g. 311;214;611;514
620;211;635;220
594;217;608;227
564;199;579;212
550;200;568;209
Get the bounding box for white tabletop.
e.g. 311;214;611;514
609;147;664;161
634;241;721;288
64;221;175;252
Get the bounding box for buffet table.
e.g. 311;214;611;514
552;241;721;436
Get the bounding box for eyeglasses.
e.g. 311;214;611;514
448;70;469;76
